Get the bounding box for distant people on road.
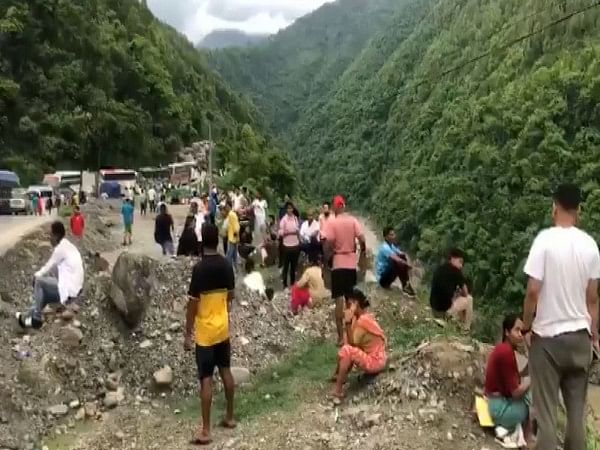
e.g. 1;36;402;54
330;288;386;401
121;198;134;246
45;196;53;216
375;227;415;297
177;215;200;257
31;193;39;216
252;193;268;235
321;195;366;346
429;247;473;331
300;208;321;262
522;183;600;450
154;203;175;256
70;205;85;238
190;201;205;255
16;221;84;329
279;201;301;289
185;223;236;445
484;314;532;446
36;195;44;216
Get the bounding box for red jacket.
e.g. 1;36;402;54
70;213;85;237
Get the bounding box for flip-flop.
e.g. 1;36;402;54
189;435;212;446
220;420;237;429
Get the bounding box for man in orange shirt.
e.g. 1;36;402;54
322;195;366;346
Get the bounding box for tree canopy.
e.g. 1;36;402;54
0;0;295;196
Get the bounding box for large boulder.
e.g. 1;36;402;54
109;253;154;327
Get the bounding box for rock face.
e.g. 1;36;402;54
60;325;84;348
109;253;154;327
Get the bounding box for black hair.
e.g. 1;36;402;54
201;223;219;249
225;200;233;209
502;313;520;342
159;203;167;213
245;258;255;274
285;201;295;210
383;226;394;238
323;201;330;207
184;215;195;229
345;287;370;309
308;252;321;265
553;183;581;211
448;247;464;259
265;288;274;301
51;221;66;241
268;214;275;220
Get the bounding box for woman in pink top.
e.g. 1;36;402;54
279;202;300;288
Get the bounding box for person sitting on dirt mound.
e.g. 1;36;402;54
330;288;387;401
484;314;532;446
429;247;473;331
375;226;416;297
243;258;266;298
16;221;84;329
293;253;330;311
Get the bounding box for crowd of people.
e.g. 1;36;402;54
12;182;600;449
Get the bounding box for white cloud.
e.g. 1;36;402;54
147;0;334;42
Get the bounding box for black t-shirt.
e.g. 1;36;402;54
430;262;466;312
177;228;200;256
188;254;235;298
154;213;173;244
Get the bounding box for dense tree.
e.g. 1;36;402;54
209;0;600;311
0;0;295;195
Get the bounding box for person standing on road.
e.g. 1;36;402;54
120;198;134;246
523;183;600;450
139;189;148;216
321;195;366;346
70;205;85;239
16;221;84;329
148;186;157;213
154;203;175;256
279;201;301;289
185;223;236;445
224;201;240;269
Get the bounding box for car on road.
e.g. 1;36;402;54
9;188;32;215
0;170;20;214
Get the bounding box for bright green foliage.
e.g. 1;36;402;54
210;0;600;308
0;0;295;195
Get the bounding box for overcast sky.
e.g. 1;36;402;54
147;0;334;42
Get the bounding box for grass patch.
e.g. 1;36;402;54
177;337;337;423
42;421;95;450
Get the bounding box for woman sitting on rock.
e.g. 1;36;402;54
331;288;387;400
484;314;532;444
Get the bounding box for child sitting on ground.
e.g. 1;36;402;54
243;258;266;298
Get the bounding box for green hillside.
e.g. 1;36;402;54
206;0;401;134
0;0;294;195
210;0;600;309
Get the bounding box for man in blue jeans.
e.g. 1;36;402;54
17;221;84;329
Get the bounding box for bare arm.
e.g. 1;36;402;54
587;279;599;341
185;297;198;342
523;277;542;331
511;378;531;399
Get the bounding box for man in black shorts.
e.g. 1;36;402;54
322;195;366;345
185;223;236;445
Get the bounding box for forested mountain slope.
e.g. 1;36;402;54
206;0;401;134
197;30;268;50
298;0;600;307
212;0;600;309
0;0;294;194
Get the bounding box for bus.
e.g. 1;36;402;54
42;171;81;189
98;168;137;197
168;162;199;185
0;170;20;214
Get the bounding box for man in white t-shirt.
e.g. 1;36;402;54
523;183;600;450
147;187;157;213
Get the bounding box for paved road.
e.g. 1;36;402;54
0;215;53;256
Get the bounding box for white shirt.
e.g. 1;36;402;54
252;199;267;218
300;220;320;243
234;194;243;211
147;189;156;201
35;238;84;304
194;212;205;242
524;226;600;337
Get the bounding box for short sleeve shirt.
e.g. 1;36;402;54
524;226;600;337
375;242;399;281
484;342;519;397
227;210;240;244
121;203;134;225
429;262;466;312
324;213;364;270
188;254;235;346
